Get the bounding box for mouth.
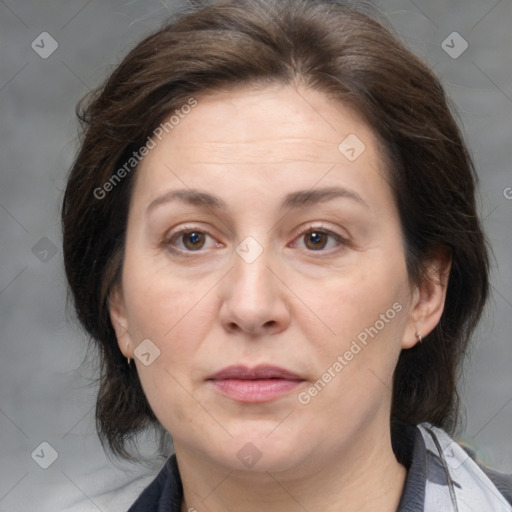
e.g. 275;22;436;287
207;365;305;403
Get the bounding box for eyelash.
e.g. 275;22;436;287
163;223;349;256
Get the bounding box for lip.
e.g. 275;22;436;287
207;365;304;403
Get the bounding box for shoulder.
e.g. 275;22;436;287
416;423;512;509
127;455;183;512
461;444;512;506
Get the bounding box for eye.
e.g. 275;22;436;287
164;224;348;256
291;225;347;252
164;227;221;254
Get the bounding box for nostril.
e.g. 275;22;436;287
227;322;240;332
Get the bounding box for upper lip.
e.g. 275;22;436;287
207;365;303;381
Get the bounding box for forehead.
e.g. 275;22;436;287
132;84;391;212
160;84;376;161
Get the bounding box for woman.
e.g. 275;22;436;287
61;0;512;510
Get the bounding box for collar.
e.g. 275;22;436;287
416;423;512;511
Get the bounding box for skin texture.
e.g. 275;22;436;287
109;83;451;512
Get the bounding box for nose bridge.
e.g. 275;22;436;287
232;233;273;301
217;231;287;334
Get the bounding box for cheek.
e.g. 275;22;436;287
297;253;410;404
137;361;214;441
302;259;408;344
120;248;218;401
121;239;213;340
126;284;214;379
126;291;217;436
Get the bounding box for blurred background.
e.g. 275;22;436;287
0;0;511;510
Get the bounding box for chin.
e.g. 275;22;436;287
212;429;310;474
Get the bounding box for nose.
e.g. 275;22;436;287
217;240;290;336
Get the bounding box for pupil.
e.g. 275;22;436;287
308;231;325;249
185;231;203;249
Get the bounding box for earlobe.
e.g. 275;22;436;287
402;249;452;349
108;285;134;359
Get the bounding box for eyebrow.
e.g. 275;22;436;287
146;186;368;214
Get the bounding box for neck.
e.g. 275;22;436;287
176;421;407;512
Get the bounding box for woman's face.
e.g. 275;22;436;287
110;84;436;474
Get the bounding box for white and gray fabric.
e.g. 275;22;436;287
417;423;512;512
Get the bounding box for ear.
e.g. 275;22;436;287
402;248;452;349
108;283;134;359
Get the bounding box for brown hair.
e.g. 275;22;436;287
62;0;490;460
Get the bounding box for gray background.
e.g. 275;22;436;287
0;0;511;510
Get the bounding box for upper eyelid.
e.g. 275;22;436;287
166;223;343;240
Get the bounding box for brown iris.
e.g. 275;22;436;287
304;231;328;250
182;231;206;250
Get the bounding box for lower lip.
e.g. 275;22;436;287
209;378;303;402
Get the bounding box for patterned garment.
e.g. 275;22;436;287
128;422;512;511
415;423;512;512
